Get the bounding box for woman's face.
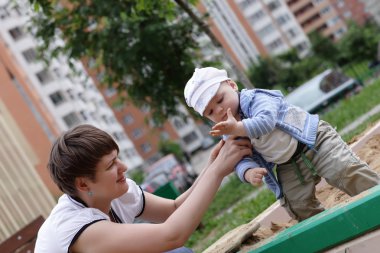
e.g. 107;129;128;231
89;149;129;201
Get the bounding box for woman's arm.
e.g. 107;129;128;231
139;140;226;223
71;137;252;253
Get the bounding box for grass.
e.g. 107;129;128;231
186;186;275;252
321;79;380;131
186;76;380;253
185;176;258;247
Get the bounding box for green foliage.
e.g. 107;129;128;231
338;21;380;64
128;169;145;184
309;30;340;65
248;22;380;92
248;52;327;91
158;139;184;162
248;56;283;89
28;0;205;123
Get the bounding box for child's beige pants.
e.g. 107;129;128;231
277;120;380;221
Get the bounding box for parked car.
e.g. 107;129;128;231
141;154;194;195
285;69;362;114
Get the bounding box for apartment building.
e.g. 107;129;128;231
329;0;369;26
0;35;61;196
198;0;311;70
197;0;370;71
360;0;380;26
0;100;55;241
0;0;144;195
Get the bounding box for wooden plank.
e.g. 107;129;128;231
249;185;380;253
0;216;44;253
204;220;260;253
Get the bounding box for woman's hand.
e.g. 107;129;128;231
206;139;224;167
210;136;252;178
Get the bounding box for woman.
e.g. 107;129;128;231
35;124;252;253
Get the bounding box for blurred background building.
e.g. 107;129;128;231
360;0;380;26
197;0;370;71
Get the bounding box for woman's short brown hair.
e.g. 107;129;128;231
48;124;119;196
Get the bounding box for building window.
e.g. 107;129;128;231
0;6;10;19
266;38;284;51
173;118;185;129
124;148;138;159
104;87;116;97
36;69;54;85
267;0;281;11
96;71;105;83
101;115;110;124
132;128;143;139
239;0;257;10
248;10;265;24
22;48;37;63
295;41;309;53
320;6;331;15
326;16;340;27
334;28;346;39
52;67;63;79
286;28;298;39
140;105;150;113
123;114;134;125
80;111;88;121
183;131;199;145
49;91;66;106
343;11;351;18
141;143;152;153
66;89;76;100
8;26;24;40
160;131;170;141
257;23;275;38
63;112;81;128
113;132;126;141
276;14;290;26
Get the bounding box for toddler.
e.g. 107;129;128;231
184;67;380;221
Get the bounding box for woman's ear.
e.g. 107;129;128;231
75;177;90;193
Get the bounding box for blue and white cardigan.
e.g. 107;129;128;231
233;88;319;199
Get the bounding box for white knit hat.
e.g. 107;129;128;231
184;67;230;115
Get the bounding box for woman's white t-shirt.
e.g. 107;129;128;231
35;179;144;253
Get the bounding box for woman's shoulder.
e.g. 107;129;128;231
36;195;108;252
48;195;108;229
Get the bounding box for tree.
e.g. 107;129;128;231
338;21;380;63
247;57;282;89
309;31;340;65
158;139;184;162
29;0;205;123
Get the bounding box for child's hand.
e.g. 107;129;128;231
244;168;267;186
210;108;246;136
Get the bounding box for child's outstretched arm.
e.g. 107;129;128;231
210;108;247;137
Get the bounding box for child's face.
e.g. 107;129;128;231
203;81;239;123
